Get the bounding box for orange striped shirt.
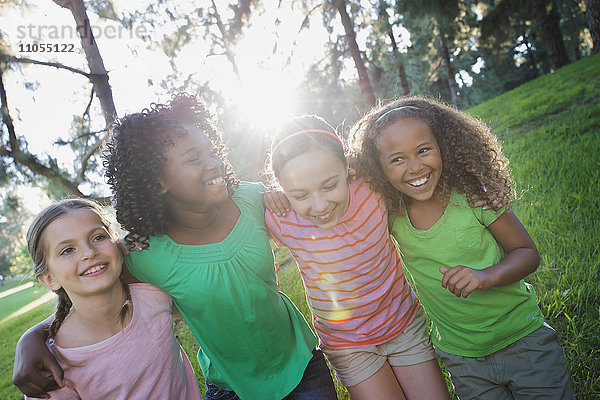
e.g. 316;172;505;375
266;179;419;349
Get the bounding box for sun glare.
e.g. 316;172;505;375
217;3;329;134
234;72;296;132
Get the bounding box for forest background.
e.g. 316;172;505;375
1;1;597;265
0;0;599;398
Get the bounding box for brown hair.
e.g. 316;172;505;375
266;114;346;185
349;96;511;214
27;199;131;344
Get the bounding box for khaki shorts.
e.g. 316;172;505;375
435;322;574;400
322;307;435;387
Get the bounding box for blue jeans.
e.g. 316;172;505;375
205;348;337;400
205;382;239;400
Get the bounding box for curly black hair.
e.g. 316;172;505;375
349;96;511;214
103;93;238;245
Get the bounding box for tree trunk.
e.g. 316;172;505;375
229;0;255;37
334;0;377;107
51;0;118;186
531;0;570;69
523;34;541;77
439;33;459;109
386;26;410;95
52;0;117;127
0;0;119;199
584;0;600;53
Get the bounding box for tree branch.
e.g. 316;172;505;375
75;87;97;183
0;69;85;197
83;87;95;119
55;128;107;145
75;139;103;183
210;0;241;81
298;4;322;33
4;55;91;78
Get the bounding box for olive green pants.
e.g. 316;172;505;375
435;323;574;400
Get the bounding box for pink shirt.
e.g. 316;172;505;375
266;179;419;349
27;284;201;400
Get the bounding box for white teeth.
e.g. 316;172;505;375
315;211;333;220
408;175;429;187
207;176;225;186
82;264;106;276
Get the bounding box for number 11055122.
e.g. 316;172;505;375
18;43;76;53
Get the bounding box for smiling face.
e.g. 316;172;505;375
38;210;123;299
277;148;350;229
158;123;228;211
377;118;443;204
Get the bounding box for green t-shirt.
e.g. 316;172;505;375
389;190;543;357
125;182;317;400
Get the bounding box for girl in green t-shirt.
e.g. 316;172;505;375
349;96;574;399
13;94;337;400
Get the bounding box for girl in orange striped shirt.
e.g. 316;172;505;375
264;115;450;400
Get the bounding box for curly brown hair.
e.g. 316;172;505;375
102;93;238;246
348;96;511;214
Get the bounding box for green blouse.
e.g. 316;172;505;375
126;182;317;400
389;190;543;357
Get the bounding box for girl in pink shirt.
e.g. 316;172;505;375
23;199;201;400
263;115;450;400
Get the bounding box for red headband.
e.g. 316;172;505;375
272;129;344;153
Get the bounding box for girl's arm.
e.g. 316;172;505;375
263;189;291;216
117;241;141;284
172;304;183;320
26;385;82;400
122;264;142;284
440;210;540;298
13;315;64;398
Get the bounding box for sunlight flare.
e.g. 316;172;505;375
233;72;296;131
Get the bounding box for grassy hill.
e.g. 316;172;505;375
467;53;600;398
1;54;599;399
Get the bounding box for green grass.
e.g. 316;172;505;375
0;299;56;399
0;283;50;322
173;320;206;395
0;280;23;293
467;53;600;398
1;54;599;399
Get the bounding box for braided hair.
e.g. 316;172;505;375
349;96;511;214
27;199;131;345
103;93;238;248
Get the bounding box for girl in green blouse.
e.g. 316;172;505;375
13;94;337;400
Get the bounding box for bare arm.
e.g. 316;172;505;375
440;210;540;298
13;315;64;398
483;210;540;285
172;304;183;320
263;189;291;217
122;264;142;284
117;239;142;285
